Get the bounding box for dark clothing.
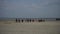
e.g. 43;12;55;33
16;19;17;22
22;20;23;22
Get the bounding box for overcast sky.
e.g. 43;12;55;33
0;0;60;18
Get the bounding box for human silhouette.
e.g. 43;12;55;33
21;20;23;22
29;19;31;22
38;20;42;22
16;18;17;22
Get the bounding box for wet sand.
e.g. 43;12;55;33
0;21;60;34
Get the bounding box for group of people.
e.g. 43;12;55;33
16;18;45;23
16;19;24;22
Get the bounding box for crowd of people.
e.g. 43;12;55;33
16;18;45;23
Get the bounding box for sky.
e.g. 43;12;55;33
0;0;60;18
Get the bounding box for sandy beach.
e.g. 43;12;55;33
0;21;60;34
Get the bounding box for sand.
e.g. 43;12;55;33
0;21;60;34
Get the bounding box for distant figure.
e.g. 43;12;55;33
16;18;17;22
38;20;42;22
29;19;31;22
26;19;29;22
21;20;23;22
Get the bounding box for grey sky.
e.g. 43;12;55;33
0;0;60;18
